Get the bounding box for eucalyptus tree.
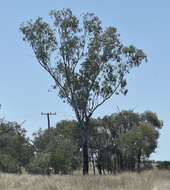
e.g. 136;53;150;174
20;8;146;174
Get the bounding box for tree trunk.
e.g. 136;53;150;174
79;124;89;175
96;153;102;175
137;153;141;172
117;152;124;172
102;168;105;175
91;153;96;175
97;163;102;175
82;139;89;175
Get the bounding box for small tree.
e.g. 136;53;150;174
0;120;34;173
20;9;146;174
32;121;81;174
111;110;163;172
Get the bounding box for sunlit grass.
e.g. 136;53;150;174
0;170;170;190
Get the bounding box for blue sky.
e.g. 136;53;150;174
0;0;170;161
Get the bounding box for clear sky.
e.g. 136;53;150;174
0;0;170;161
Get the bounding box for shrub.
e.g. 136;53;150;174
0;154;21;173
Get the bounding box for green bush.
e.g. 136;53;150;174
0;154;21;173
50;138;81;174
157;161;170;170
26;153;50;175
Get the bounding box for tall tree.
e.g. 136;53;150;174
20;8;146;174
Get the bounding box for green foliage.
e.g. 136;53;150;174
87;110;162;174
156;161;170;170
20;9;146;121
0;120;34;173
50;138;80;174
30;120;81;175
141;111;163;129
0;154;21;173
26;153;51;175
118;123;158;159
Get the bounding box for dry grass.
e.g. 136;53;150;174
0;170;170;190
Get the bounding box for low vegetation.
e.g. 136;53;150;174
0;170;170;190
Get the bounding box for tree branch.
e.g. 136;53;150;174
88;80;122;118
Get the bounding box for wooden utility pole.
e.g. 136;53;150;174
41;112;56;129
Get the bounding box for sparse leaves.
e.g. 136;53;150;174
20;9;147;123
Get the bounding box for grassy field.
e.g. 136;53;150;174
0;170;170;190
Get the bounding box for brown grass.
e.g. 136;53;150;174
0;170;170;190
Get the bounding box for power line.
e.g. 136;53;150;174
41;112;56;129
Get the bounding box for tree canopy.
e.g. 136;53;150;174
0;120;34;173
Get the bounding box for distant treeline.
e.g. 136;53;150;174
0;110;165;175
